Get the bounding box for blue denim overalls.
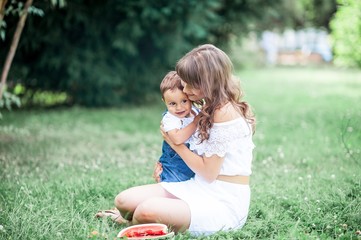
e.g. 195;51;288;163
159;141;195;182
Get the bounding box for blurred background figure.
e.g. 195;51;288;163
315;30;333;62
259;28;333;66
260;30;279;65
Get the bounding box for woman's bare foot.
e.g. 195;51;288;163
95;208;129;224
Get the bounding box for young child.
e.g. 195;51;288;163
95;71;198;223
153;71;199;182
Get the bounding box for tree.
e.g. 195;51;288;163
1;0;282;107
0;0;33;99
330;0;361;68
0;0;7;22
257;0;337;31
0;0;65;113
0;0;32;115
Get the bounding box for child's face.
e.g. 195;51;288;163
180;80;204;101
163;88;192;118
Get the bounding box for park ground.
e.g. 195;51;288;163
0;66;360;239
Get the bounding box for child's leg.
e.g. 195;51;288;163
114;183;191;232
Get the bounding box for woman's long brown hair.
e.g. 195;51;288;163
176;44;256;142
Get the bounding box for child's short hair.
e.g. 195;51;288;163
160;71;183;98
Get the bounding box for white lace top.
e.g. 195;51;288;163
189;117;255;176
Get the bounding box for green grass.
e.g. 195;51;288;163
0;67;360;239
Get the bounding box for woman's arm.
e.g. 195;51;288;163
162;104;238;182
161;130;223;183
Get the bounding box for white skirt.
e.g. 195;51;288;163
160;175;251;236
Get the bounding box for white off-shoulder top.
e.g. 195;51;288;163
189;117;255;176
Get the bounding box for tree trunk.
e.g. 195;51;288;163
0;0;8;22
0;0;33;99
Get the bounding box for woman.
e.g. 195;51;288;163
113;44;256;236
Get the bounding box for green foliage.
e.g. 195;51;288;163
22;89;68;107
330;0;361;68
1;0;281;107
0;1;44;41
0;19;5;40
0;89;21;118
260;0;337;30
0;67;360;239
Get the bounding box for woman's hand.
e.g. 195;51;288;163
160;123;176;147
193;114;201;124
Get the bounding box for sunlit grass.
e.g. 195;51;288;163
0;67;360;239
239;66;361;239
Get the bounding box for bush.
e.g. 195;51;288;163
1;0;280;106
330;0;361;68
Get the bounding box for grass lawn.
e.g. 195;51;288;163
0;67;360;239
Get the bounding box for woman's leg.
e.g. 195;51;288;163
114;183;175;220
133;196;191;233
114;183;191;232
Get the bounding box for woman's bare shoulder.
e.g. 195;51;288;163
214;102;242;123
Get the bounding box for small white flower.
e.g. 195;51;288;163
307;174;312;179
304;197;308;201
316;199;320;203
298;176;303;180
331;174;336;179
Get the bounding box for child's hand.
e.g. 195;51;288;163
153;162;163;183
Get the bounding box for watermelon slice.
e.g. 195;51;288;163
117;223;175;239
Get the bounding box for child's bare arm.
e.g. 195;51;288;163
167;115;199;145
